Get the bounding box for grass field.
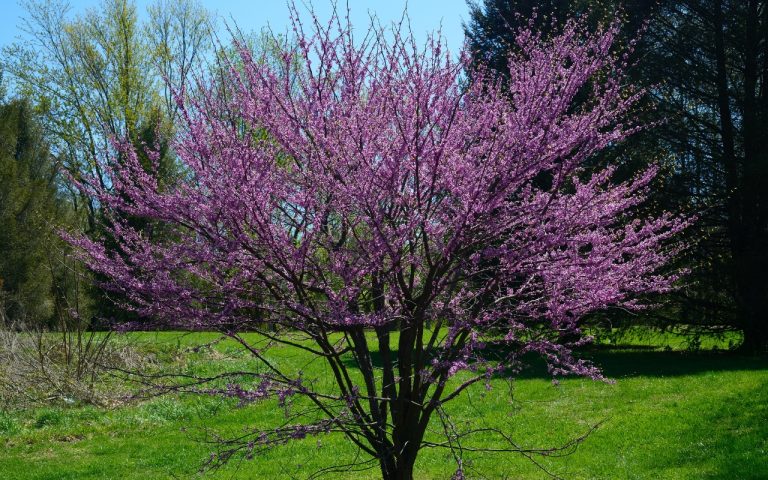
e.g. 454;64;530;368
0;330;766;479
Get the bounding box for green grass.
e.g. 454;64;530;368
0;331;766;479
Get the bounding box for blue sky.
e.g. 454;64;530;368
0;1;471;56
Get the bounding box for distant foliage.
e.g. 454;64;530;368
2;0;215;324
0;100;65;326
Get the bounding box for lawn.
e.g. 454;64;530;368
0;330;766;479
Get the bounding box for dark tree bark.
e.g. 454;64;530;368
736;0;768;352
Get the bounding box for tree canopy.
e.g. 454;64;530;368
66;7;687;478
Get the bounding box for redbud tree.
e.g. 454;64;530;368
68;6;686;479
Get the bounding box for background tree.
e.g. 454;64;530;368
2;0;214;325
632;0;768;352
67;7;687;479
0;98;90;328
0;99;57;325
2;0;213;231
146;0;213;123
0;69;6;101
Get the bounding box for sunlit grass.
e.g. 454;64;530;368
1;330;765;479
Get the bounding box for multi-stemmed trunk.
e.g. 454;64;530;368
379;455;416;480
371;319;432;480
377;435;423;480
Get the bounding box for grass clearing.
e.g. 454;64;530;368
0;330;766;479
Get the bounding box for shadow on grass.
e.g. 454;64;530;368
341;344;768;380
572;348;768;379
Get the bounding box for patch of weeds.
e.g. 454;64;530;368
192;397;224;418
0;411;19;435
71;406;102;422
34;408;66;429
140;398;191;423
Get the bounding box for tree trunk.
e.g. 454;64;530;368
380;401;426;480
379;455;397;480
713;0;768;353
379;450;417;480
393;459;415;480
740;301;768;354
737;0;768;354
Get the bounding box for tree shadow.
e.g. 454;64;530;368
340;343;768;380
571;348;768;379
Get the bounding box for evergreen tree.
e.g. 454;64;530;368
0;100;63;326
638;0;768;351
3;0;213;326
464;1;654;77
